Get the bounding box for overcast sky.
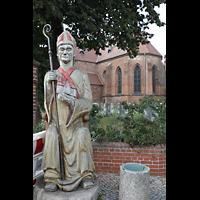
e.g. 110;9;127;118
148;3;166;61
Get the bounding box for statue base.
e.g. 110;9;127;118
33;176;99;200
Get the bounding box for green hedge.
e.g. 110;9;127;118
89;96;166;147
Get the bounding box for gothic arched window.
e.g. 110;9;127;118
118;68;122;94
134;65;141;93
152;66;156;94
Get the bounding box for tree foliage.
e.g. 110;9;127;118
33;0;166;102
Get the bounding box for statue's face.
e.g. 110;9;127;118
57;44;74;64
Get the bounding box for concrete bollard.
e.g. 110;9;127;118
119;163;150;200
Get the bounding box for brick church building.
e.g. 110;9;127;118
33;42;165;124
74;42;166;105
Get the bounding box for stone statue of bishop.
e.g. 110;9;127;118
42;30;95;192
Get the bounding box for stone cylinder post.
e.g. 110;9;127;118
119;163;150;200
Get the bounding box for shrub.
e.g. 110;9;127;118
89;106;124;143
33;120;46;134
121;96;166;146
33;102;46;134
89;97;166;146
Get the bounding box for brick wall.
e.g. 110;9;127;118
92;142;166;176
75;54;166;105
33;59;40;125
91;85;103;103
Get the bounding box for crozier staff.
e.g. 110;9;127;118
43;24;65;182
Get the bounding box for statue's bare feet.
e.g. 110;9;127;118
80;178;94;189
44;182;57;192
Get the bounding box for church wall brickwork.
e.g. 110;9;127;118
75;61;97;73
33;59;40;125
91;85;103;103
75;53;166;105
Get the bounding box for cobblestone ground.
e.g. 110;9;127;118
94;172;166;200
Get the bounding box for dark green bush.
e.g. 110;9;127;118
33;102;46;134
121;97;166;146
89;96;166;146
89;103;124;143
89;108;124;143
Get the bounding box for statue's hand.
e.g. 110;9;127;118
47;71;57;82
58;92;75;110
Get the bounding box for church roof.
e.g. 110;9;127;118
75;42;162;63
86;72;103;85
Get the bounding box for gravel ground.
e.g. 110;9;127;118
94;172;166;200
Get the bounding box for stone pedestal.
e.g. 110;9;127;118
33;176;99;200
119;164;150;200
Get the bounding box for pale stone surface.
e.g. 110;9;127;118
33;176;99;200
119;165;150;200
42;29;95;191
